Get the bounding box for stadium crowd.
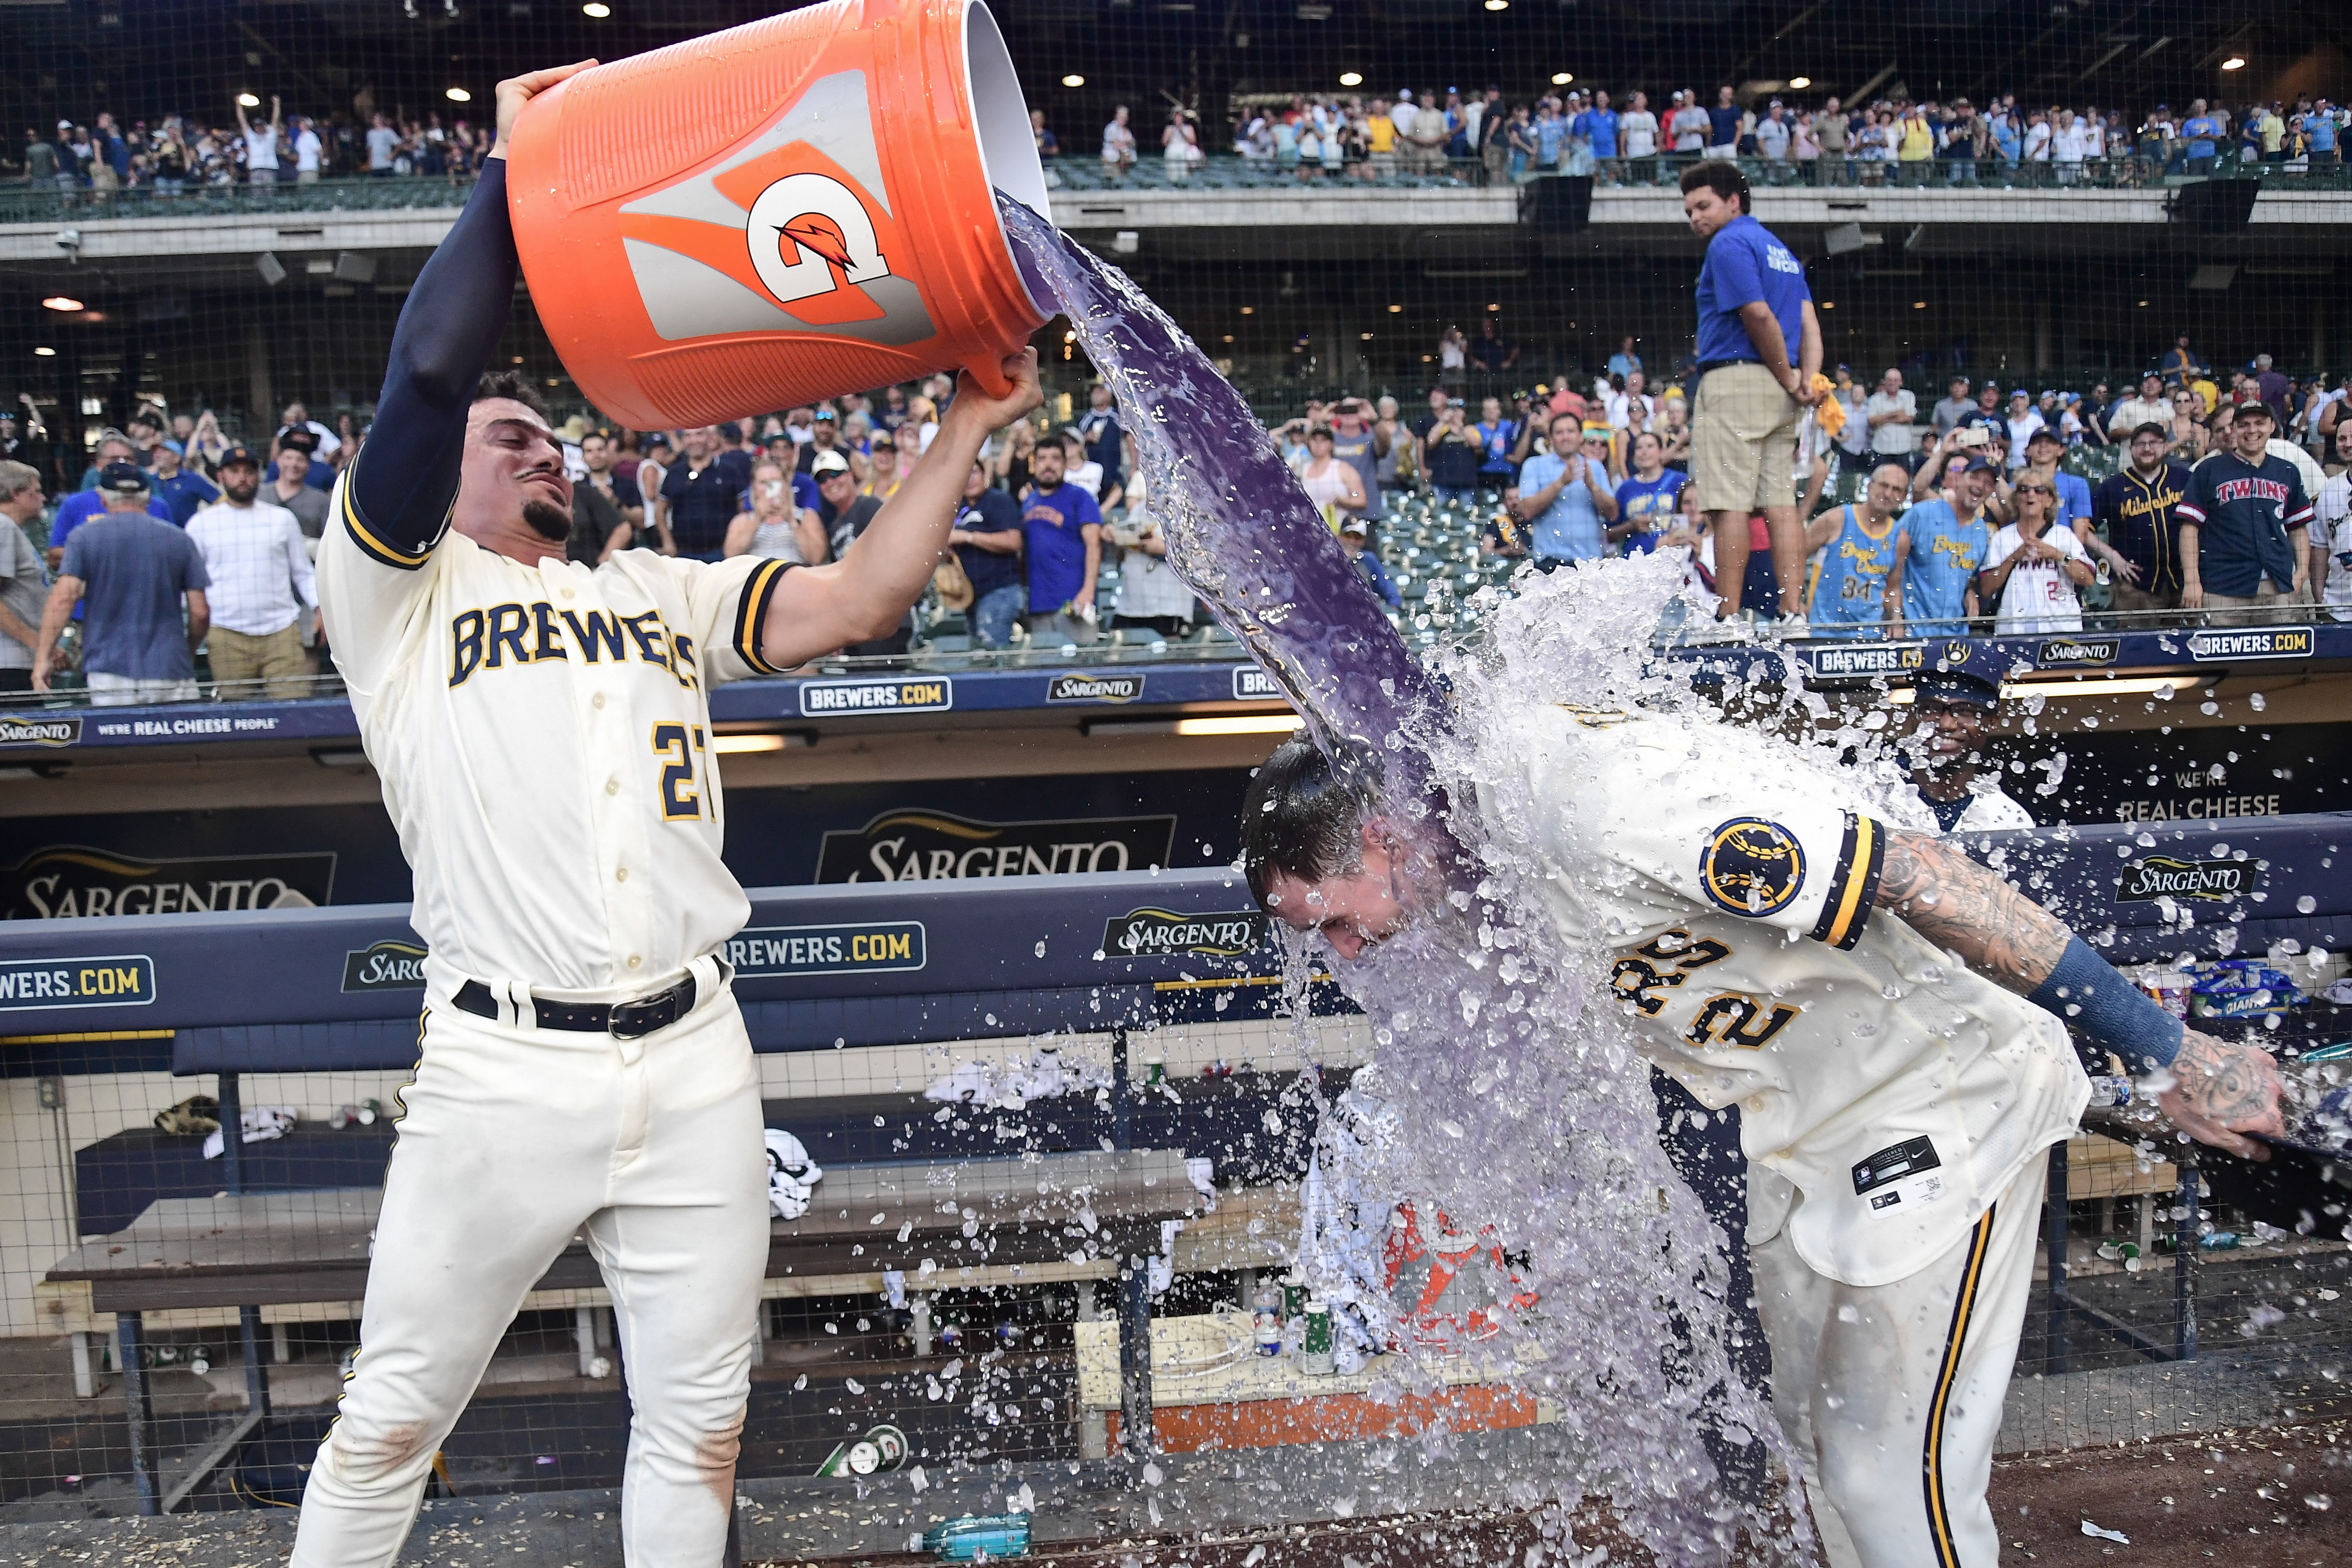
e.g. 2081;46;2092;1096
1047;87;2345;186
14;97;491;196
7;323;2352;705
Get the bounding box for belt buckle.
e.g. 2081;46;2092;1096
607;976;687;1041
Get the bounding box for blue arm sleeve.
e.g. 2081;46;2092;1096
345;159;519;560
2028;935;2184;1076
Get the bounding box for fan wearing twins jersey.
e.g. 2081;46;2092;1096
297;64;1041;1568
1242;711;2283;1568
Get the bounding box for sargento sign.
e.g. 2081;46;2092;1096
0;715;80;749
342;940;429;993
797;677;954;716
1;847;336;921
1103;907;1268;958
725;921;926;976
1047;672;1145;704
1803;642;1923;678
2115;855;2255;903
2186;627;2314;662
0;955;156;1011
2035;637;2118;668
815;809;1177;883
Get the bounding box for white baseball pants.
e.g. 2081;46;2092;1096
290;955;769;1568
1753;1158;2046;1568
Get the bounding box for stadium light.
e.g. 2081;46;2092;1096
236;93;260;108
1239;305;1255;315
1339;72;1362;87
2221;56;2246;71
1483;0;1508;10
34;347;56;357
581;1;611;14
1062;74;1084;87
446;86;472;102
1551;73;1572;86
1387;303;1403;313
41;296;82;312
1789;76;1812;90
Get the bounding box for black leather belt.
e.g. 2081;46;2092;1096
1695;358;1758;377
453;970;698;1040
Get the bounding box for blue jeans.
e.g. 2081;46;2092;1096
971;583;1025;648
1433;486;1477;506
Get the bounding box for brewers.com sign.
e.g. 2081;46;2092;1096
815;809;1176;883
2;847;336;920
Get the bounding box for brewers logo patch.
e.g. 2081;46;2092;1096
1698;817;1807;917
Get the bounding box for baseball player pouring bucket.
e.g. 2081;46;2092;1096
1238;714;2283;1568
294;53;1041;1568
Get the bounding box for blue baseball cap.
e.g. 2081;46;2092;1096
1915;641;2006;708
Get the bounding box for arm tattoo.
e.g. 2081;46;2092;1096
2169;1031;2277;1126
1874;828;2072;995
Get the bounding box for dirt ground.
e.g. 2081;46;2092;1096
1988;1421;2352;1566
749;1423;2352;1568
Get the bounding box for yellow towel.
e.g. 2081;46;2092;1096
1809;374;1845;437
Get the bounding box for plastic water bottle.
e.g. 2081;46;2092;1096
2086;1075;2132;1109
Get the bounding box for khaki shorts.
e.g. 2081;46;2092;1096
1692;361;1801;513
2203;580;2303;626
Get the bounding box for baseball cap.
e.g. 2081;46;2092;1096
2131;421;2170;442
97;460;151;494
1340;517;1370;537
1915;642;2005;709
1959;455;1996;474
216;444;260;469
279;428;318;453
2025;425;2062;447
810;450;851;477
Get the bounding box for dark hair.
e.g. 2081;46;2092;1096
1677;158;1749;215
473;369;551;422
1239;739;1373;907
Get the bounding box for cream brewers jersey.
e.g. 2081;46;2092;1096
1490;703;2089;1287
318;472;794;1003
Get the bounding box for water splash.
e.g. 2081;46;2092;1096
1000;195;1804;1564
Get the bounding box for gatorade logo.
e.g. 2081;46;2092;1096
615;71;934;348
746;173;892;312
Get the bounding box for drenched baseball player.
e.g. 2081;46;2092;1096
1238;717;2283;1568
296;63;1041;1568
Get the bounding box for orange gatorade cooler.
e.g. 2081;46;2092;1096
505;0;1050;429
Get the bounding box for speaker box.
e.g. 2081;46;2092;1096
1520;176;1594;232
2167;179;2261;235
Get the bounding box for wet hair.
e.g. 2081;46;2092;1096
1678;158;1749;215
1239;738;1371;907
472;369;551;422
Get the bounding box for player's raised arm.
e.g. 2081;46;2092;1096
339;62;592;568
756;350;1042;668
1873;827;2283;1156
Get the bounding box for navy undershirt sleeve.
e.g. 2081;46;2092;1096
346;158;520;557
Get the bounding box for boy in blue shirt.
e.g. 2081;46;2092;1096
1888;456;1995;633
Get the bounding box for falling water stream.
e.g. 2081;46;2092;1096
1000;194;1808;1565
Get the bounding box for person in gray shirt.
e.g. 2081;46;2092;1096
1931;374;1978;439
268;434;333;538
0;461;49;692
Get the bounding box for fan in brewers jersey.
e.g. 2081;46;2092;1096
1977;476;2093;636
2089;423;2190;616
1899;643;2032;834
1883;454;1995;634
1240;717;2279;1568
2177;401;2312;624
1799;461;1908;637
298;62;1041;1568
